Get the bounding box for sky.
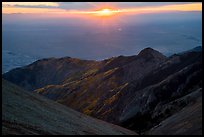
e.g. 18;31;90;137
2;2;202;73
2;2;202;15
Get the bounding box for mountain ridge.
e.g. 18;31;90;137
3;47;202;135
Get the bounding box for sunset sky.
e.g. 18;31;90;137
2;2;202;72
2;2;202;16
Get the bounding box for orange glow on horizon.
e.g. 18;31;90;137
2;3;202;16
2;7;65;14
119;3;202;14
93;8;119;17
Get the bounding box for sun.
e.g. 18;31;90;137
100;9;112;15
95;8;118;17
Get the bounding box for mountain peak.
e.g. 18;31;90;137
138;47;154;54
138;47;166;60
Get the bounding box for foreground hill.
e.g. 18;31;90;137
3;47;202;134
2;79;137;135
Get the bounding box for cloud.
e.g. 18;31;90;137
57;2;94;10
2;2;202;15
56;2;198;10
2;2;199;10
2;2;59;8
110;2;196;8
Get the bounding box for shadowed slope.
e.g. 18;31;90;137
147;89;202;135
2;57;100;91
2;79;137;135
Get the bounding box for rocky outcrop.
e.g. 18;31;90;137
120;61;202;133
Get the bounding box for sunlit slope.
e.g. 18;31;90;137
2;79;137;135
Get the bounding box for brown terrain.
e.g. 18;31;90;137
3;46;202;135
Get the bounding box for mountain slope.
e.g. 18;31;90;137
36;50;201;126
2;79;137;135
34;48;167;122
2;57;100;91
147;88;202;135
3;47;202;134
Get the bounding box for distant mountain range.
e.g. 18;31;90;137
178;46;202;54
164;46;202;57
3;46;202;135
